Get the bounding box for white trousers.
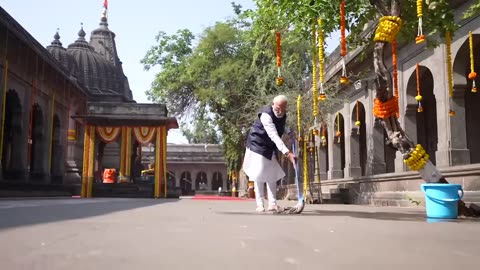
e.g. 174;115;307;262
254;180;277;207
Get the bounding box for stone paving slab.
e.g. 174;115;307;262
0;198;479;270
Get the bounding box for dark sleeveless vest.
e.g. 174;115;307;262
246;105;287;160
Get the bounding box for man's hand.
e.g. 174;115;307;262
286;152;297;165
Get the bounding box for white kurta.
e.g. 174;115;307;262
242;113;290;184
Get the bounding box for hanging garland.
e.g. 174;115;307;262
416;0;425;43
321;122;327;147
312;19;318;116
392;39;400;118
96;126;121;143
355;101;361;134
317;18;327;101
404;144;429;171
133;127;156;144
276;32;283;86
415;63;423;112
446;31;455;116
468;31;477;93
339;0;348;84
297;95;302;142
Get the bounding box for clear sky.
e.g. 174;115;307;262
1;0;339;144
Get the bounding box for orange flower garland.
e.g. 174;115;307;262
276;32;283;86
321;122;327;147
339;0;348;84
415;63;423;112
392;39;400;117
469;31;477;92
373;96;399;119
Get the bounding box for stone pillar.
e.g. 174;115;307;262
349;128;362;177
368;120;386;175
191;169;198;191
206;169;213;190
175;170;181;188
436;85;470;167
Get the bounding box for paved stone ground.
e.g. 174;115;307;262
0;197;479;270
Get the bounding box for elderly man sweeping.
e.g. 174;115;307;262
243;95;297;212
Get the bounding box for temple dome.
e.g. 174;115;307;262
46;30;77;75
66;26;123;96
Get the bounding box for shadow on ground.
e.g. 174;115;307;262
218;208;480;223
0;198;179;230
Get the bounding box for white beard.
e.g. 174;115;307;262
273;111;284;118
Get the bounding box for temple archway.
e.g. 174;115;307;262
195;171;207;190
405;65;438;166
2;90;23;178
454;33;480;164
350;101;367;176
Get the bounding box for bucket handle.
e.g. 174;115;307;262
422;186;464;202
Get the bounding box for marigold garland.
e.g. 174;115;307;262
297;95;302;142
321;122;327;147
339;0;348;84
404;144;429;171
373;16;402;43
276;32;283;86
373;96;399;119
392;39;400;117
468;31;477;92
317;18;327;101
416;0;425;43
415;63;423;112
312;19;318;116
446;31;455;116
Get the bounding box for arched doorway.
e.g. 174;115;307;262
180;171;192;195
212;171;223;190
195;171;207;190
350;101;367;176
331;113;345;179
2;90;23;178
405;65;437;165
453;33;480;164
30;103;45;180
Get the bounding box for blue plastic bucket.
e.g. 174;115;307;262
421;183;464;219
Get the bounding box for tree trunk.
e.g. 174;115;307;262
370;0;478;216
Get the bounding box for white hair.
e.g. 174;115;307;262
273;95;288;104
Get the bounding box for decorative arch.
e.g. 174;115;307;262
2;90;23;177
453;33;480;164
195;171;207;190
331;113;345;179
405;65;437;165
